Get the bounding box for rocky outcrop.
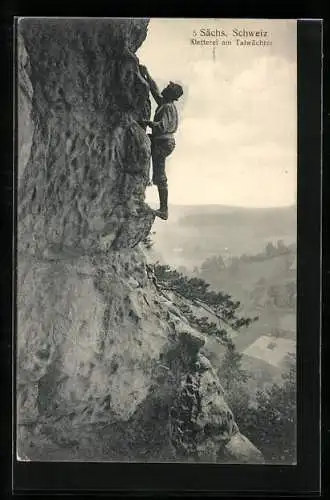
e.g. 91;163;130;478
18;18;154;255
17;18;263;463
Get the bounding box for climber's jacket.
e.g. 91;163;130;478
151;102;178;140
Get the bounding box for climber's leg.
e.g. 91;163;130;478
152;152;168;220
157;185;169;220
151;138;175;220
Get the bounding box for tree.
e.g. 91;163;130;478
238;354;296;464
266;282;296;310
177;265;189;276
192;266;199;277
229;257;240;275
240;253;249;262
217;343;248;391
216;342;251;419
265;242;276;258
153;264;258;344
276;239;287;254
199;256;226;282
267;284;281;308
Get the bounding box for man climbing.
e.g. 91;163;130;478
139;65;183;220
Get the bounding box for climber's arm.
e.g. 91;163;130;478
140;65;163;105
149;79;163;106
144;105;172;133
144;120;162;130
143;105;173;134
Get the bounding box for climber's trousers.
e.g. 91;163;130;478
151;137;175;188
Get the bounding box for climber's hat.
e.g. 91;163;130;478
169;81;184;100
162;81;184;101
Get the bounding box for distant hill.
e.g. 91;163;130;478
151;204;297;269
178;205;296;228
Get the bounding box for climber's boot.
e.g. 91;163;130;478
155;186;168;220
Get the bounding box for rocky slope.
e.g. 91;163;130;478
17;18;263;463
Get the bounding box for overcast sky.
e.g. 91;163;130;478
137;18;297;207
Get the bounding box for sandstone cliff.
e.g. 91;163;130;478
17;18;263;463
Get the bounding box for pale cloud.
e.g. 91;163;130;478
139;19;297;207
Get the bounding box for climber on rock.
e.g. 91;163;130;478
139;65;183;221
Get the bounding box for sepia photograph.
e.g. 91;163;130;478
16;17;297;465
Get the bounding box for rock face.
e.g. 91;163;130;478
18;18;154;255
17;18;263;463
